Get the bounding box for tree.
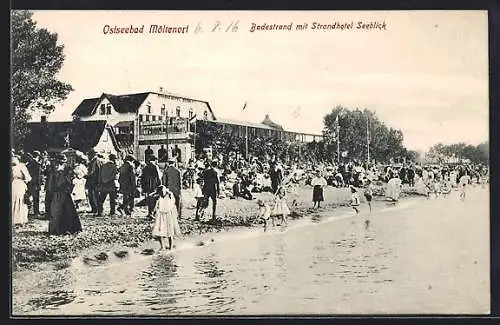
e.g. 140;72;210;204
323;106;408;164
424;141;489;164
11;10;73;149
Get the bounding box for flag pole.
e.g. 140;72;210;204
367;115;370;166
336;113;340;164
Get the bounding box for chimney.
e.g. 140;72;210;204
159;87;164;93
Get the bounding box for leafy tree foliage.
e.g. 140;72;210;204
11;10;73;149
425;142;489;164
323;106;409;164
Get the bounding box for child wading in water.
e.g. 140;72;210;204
257;199;272;231
272;186;290;226
363;180;373;229
363;179;373;213
350;186;361;214
152;185;182;251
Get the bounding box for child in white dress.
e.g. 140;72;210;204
152;185;182;251
272;186;290;226
257;199;272;231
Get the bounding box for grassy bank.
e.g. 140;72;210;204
12;184;424;269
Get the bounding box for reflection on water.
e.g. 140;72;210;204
14;206;407;315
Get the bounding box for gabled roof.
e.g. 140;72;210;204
25;120;120;153
72;91;217;120
72;97;100;117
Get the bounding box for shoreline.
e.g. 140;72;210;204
12;184;429;272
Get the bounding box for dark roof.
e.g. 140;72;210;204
72;98;100;117
72;91;217;120
262;114;284;130
25;120;120;153
72;93;150;117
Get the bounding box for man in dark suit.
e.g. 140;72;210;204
158;145;168;163
118;154;137;216
141;155;162;218
98;154;118;217
145;146;154;164
162;159;182;219
85;150;103;215
269;162;283;194
202;160;220;222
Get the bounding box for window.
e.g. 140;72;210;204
152;116;156;121
139;114;144;121
203;110;208;120
106;104;112;115
161;104;166;116
176;107;181;117
99;104;106;115
147;102;152;114
145;115;150;122
189;108;193;119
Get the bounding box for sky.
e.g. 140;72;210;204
27;10;489;152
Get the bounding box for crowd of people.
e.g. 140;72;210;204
11;146;489;249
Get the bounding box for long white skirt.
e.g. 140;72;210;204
12;179;28;225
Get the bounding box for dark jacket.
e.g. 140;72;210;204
162;165;182;196
141;163;161;194
99;161;118;192
202;168;220;195
26;158;42;189
118;161;136;194
86;157;102;188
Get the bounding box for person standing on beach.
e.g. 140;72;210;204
12;155;32;226
458;172;471;201
311;171;327;209
152;185;181;251
201;160;221;223
118;155;137;216
85;150;102;215
272;186;290;226
162;159;182;219
47;154;82;235
98;154;118;217
141;156;162;219
269;162;283;194
364;179;373;213
25;152;42;218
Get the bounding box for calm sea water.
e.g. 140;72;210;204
13;188;489;316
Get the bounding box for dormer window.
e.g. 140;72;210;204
106;104;112;115
176;107;181;117
99;104;106;115
147;102;152;114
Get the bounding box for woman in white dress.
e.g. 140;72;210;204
385;175;402;201
12;155;32;225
